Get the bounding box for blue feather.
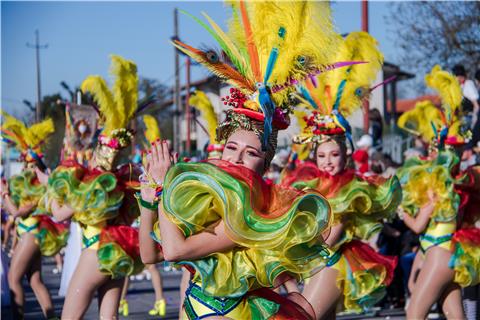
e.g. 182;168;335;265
264;48;279;84
332;110;352;134
430;121;438;138
332;79;347;111
299;86;319;109
264;27;285;84
258;85;274;150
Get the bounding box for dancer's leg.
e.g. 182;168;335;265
302;267;341;320
61;249;109;319
26;252;55;318
406;246;455;319
8;233;39;318
97;277;124;319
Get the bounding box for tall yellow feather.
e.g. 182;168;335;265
25;118;55;148
321;32;383;116
1;111;54;152
143;115;161;144
424;65;462;119
189;91;218;144
229;1;340;106
81;55;138;136
397;100;443;141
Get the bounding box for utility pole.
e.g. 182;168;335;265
173;8;182;153
185;57;191;154
361;0;370;133
27;29;48;121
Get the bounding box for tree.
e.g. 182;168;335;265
387;1;480;93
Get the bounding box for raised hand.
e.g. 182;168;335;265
35;167;49;186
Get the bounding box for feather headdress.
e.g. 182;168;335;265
81;55;138;149
397;100;444;142
173;1;356;151
293;32;384;147
399;65;467;148
1;111;54;164
142;115;161;145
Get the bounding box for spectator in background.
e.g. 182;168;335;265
452;65;480;161
353;134;373;174
369;109;384;151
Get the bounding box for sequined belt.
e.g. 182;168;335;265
184;281;243;320
17;221;39;233
419;233;452;253
82;234;100;248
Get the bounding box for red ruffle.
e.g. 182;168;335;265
207;159;325;220
100;225;140;259
37;215;69;235
342;240;397;285
281;163;358;199
453;228;480;245
248;288;314;320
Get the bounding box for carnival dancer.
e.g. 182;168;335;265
281;32;402;318
396;65;480;319
137;1;361;318
39;55;144;319
1;114;68;319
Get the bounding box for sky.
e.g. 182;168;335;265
2;1;401;118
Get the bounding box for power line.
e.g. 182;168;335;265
26;29;48;121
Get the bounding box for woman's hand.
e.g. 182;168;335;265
146;140;178;186
35;167;49;186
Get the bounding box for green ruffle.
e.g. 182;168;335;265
97;242;143;279
47;166;124;225
397;150;461;222
295;174;401;244
162;162;331;298
8;170;45;207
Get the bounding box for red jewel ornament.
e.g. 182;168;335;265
221;88;247;109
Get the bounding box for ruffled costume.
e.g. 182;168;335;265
153;160;331;319
396;65;480;288
1;113;69;257
282;30;401;313
397;150;480;287
46;160;143;279
282;163;401;313
8;170;69;256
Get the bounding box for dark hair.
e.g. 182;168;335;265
452;64;466;77
475;69;480;82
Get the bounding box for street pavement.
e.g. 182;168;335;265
2;256;421;319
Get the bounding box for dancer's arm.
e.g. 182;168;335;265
157;206;236;262
139;205;164;264
322;222;345;247
142;140;236;262
2;196;36;218
50;198;75;222
401;203;435;234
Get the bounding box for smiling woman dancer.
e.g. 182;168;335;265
40;55;144;319
137;1;356;318
1;114;68;319
281;32;402;319
396;65;480;320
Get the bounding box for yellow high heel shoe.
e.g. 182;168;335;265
148;299;166;317
119;299;129;317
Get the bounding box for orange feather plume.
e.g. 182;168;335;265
239;0;262;83
173;40;256;93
